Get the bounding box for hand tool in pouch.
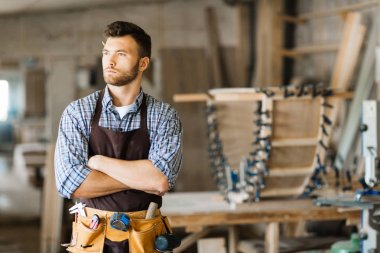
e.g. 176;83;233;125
145;202;181;252
69;202;87;217
90;214;100;229
155;234;181;252
110;212;130;231
145;202;158;219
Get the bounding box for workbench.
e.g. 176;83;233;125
161;191;361;253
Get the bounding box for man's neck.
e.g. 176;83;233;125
107;82;141;106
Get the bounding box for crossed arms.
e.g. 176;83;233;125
54;97;182;199
72;156;168;198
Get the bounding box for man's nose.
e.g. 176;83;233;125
108;54;116;67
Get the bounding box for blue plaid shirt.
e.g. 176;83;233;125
55;86;183;199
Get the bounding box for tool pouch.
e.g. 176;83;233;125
129;215;172;253
105;215;130;242
66;215;106;253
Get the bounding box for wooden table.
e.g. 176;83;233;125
161;192;361;253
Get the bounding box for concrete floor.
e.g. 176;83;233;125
0;152;41;253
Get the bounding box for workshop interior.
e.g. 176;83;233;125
0;0;380;252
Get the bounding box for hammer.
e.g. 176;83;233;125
145;202;181;252
145;202;158;219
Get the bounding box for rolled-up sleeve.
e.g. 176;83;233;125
149;110;183;190
55;104;91;199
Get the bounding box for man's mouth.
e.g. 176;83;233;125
105;68;118;74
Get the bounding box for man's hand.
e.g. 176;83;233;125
87;155;102;170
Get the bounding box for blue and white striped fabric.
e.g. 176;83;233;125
55;86;183;199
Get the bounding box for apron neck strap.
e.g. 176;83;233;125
92;89;148;130
92;89;105;126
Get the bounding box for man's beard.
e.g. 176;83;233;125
104;60;139;87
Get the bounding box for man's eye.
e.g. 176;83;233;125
102;51;109;55
118;52;126;56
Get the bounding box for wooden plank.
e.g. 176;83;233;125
222;47;245;87
334;13;378;170
263;176;309;192
228;226;238;253
216;100;258;171
173;93;210;103
265;222;279;253
236;4;250;86
330;13;365;90
272;98;321;139
271;138;318;147
40;143;63;253
268;146;316;168
173;91;353;103
174;227;213;253
271;0;284;86
377;47;380;87
377;46;380;99
269;167;312;176
254;0;283;87
161;192;361;228
281;44;339;58
205;7;223;88
323;12;365;169
25;69;46;117
160;48;213;192
282;0;379;23
261;188;305;197
197;238;227;253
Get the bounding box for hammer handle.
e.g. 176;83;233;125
145;202;158;219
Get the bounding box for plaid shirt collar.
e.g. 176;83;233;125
102;85;144;113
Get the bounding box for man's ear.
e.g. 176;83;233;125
139;57;150;72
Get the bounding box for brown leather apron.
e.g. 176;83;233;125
81;89;162;253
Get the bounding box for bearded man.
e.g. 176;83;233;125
55;21;182;253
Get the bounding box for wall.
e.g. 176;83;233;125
0;1;237;63
0;0;239;191
294;0;379;84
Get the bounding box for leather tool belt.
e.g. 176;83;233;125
63;206;172;253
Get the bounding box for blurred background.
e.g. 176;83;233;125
0;0;379;252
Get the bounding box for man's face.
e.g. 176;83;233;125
102;35;141;87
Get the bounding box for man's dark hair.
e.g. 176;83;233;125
105;21;151;59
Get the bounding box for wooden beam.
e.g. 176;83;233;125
162;192;361;228
205;7;223;88
282;0;379;23
269;167;312;176
197;238;227;253
281;15;305;24
40;143;64;253
173;91;353;103
173;93;211;103
330;13;365;90
281;44;339;58
265;222;279;253
254;0;283;87
228;226;238;253
334;13;378;170
313;12;366;193
236;4;250;86
271;138;318;147
174;227;213;253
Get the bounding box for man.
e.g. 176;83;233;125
55;21;182;252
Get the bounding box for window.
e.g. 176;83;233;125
0;80;9;121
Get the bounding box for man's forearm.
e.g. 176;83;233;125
88;155;169;195
71;170;129;199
